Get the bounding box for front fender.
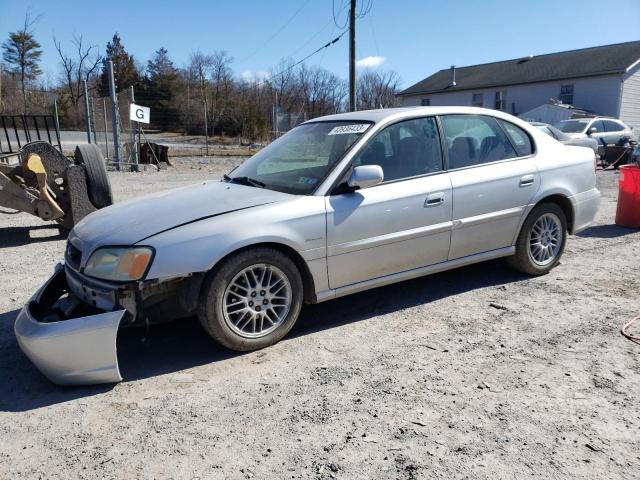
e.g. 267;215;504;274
142;196;327;280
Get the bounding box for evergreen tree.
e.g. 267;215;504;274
139;47;182;130
98;33;140;96
1;13;42;112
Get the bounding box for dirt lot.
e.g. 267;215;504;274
0;161;638;479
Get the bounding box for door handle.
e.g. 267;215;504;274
424;192;445;207
519;175;535;187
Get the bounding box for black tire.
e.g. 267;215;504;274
74;144;113;209
198;247;304;351
507;202;567;276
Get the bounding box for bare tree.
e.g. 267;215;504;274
188;51;215;134
357;70;402;110
53;34;102;127
209;50;233;136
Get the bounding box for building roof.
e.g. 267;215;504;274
398;41;640;97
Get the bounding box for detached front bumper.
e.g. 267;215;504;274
14;265;125;386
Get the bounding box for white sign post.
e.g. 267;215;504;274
129;103;150;124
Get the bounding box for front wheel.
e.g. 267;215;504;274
508;203;567;276
198;247;303;351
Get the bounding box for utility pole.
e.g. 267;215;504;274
83;80;91;143
349;0;356;112
128;86;139;166
107;60;121;170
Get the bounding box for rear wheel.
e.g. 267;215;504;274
74;145;113;209
508;203;567;275
198;247;303;351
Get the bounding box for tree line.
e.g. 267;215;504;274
1;14;401;141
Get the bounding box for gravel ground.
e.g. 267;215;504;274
0;160;638;479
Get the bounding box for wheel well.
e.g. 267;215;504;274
210;242;318;304
536;194;574;233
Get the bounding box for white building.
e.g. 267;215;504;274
398;41;640;132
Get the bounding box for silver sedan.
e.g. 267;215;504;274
15;107;601;385
531;122;600;157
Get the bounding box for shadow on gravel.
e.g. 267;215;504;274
0;308;113;412
576;223;638;239
292;259;526;338
0;259;525;411
0;224;64;248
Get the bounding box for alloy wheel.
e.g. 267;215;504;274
222;263;292;338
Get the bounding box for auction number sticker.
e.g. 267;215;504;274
328;124;370;135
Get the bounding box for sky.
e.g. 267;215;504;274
1;0;639;90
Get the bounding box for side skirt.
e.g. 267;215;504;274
315;246;515;303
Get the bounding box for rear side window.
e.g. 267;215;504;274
441;115;517;169
602;120;624;132
498;120;533;156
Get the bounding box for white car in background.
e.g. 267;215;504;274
530;122;599;157
554;117;634;147
15;107;601;386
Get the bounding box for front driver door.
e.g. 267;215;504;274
326;116;453;289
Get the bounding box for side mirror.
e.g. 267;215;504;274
587;127;598;136
347;165;384;190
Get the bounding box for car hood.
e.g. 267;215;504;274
70;180;293;251
563;132;587;139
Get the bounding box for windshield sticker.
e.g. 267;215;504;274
328;124;369;135
297;177;319;185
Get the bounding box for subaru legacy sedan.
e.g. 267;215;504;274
15;107;600;385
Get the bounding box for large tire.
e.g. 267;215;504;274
507;202;567;276
198;247;304;351
74;144;113;209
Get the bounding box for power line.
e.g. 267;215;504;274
356;0;373;18
332;0;348;29
248;30;348;88
237;0;313;65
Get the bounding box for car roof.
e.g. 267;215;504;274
303;106;531;125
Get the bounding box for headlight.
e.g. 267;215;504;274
83;247;154;282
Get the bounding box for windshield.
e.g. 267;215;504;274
226;121;371;194
555;120;589;133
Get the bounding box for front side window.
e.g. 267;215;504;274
498;120;533;157
472;93;483;107
590;120;605;134
441;115;517;169
559;84;574;105
352;117;443;182
228;121;370;194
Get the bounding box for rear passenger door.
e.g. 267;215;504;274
441;115;539;260
601;120;626;145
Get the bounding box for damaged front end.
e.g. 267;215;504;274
15;256;203;386
14;266;126;386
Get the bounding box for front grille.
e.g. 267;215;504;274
65;242;82;271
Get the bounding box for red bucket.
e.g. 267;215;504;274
615;165;640;228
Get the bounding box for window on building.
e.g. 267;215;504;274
494;91;506;110
441;115;517;169
559;84;574;105
420;98;431;106
472;93;483;107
